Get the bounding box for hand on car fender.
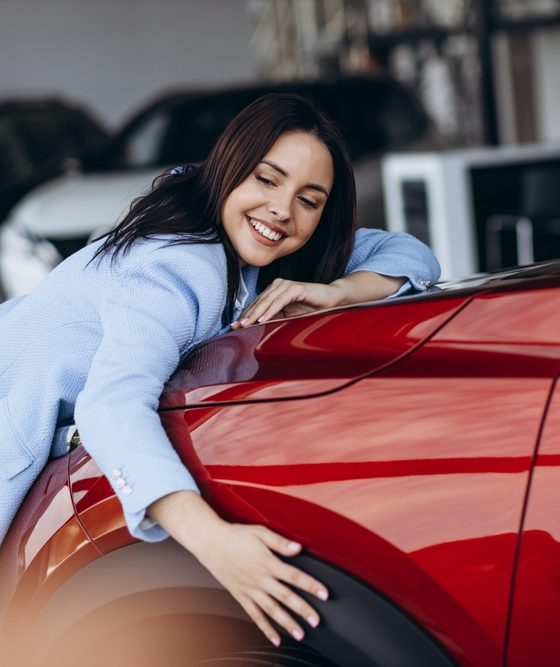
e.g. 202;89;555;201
148;490;328;647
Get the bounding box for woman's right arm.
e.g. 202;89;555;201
75;246;326;646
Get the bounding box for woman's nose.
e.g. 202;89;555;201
267;194;291;220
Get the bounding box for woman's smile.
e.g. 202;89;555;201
247;216;286;244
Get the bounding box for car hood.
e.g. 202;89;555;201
160;293;470;408
160;260;560;408
437;259;560;292
7;169;161;237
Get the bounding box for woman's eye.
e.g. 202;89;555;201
299;197;319;210
255;175;274;186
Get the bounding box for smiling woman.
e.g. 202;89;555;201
0;94;440;649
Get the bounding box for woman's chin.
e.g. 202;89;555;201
237;247;283;268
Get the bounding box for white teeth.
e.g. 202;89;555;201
249;218;283;241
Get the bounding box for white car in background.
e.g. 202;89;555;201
0;76;440;300
0;169;160;297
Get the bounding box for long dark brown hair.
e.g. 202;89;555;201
93;93;357;322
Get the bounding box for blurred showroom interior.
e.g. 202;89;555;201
1;0;560;298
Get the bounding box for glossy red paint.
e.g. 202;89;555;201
171;371;548;667
161;296;468;407
506;382;560;667
160;286;560;666
432;288;560;345
68;447;130;553
3;275;560;667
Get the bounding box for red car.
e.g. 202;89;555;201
1;261;560;667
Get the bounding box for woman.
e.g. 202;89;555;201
0;93;439;646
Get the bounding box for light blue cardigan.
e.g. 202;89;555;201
0;229;440;544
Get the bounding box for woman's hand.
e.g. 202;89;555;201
231;278;343;328
231;272;406;328
148;490;328;647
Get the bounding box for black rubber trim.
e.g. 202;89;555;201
288;553;456;667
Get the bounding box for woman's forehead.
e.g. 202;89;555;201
261;131;334;189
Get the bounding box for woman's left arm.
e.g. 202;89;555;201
342;227;440;296
233;229;440;326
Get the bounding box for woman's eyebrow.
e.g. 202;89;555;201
260;160;329;196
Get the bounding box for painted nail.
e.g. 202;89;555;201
292;628;304;641
287;541;301;552
307;615;319;628
317;589;329;601
270;635;281;647
240;318;250;326
257;315;266;323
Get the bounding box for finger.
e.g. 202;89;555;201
237;280;287;319
254;528;329;601
253;590;305;642
277;560;329;602
266;579;321;629
240;279;304;325
256;526;302;556
253;288;306;324
240;595;281;647
238;285;293;326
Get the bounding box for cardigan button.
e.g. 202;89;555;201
111;468;122;479
122;485;133;496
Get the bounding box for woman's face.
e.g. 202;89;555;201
221;130;334;267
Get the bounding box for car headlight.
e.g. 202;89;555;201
0;218;62;299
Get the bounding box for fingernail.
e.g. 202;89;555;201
270;635;280;647
317;589;329;601
292;628;304;641
287;541;301;552
307;615;319;628
240;318;249;326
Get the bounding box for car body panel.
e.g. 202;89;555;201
0;456;98;635
506;381;560;667
70;283;560;666
2;268;560;666
161;295;469;408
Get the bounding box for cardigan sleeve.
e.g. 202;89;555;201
344;228;441;297
75;247;226;542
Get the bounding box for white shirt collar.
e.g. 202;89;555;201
235;269;249;312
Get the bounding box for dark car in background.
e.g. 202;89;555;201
0;97;108;221
0;75;442;299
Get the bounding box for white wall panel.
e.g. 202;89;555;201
533;29;560;142
0;0;257;126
